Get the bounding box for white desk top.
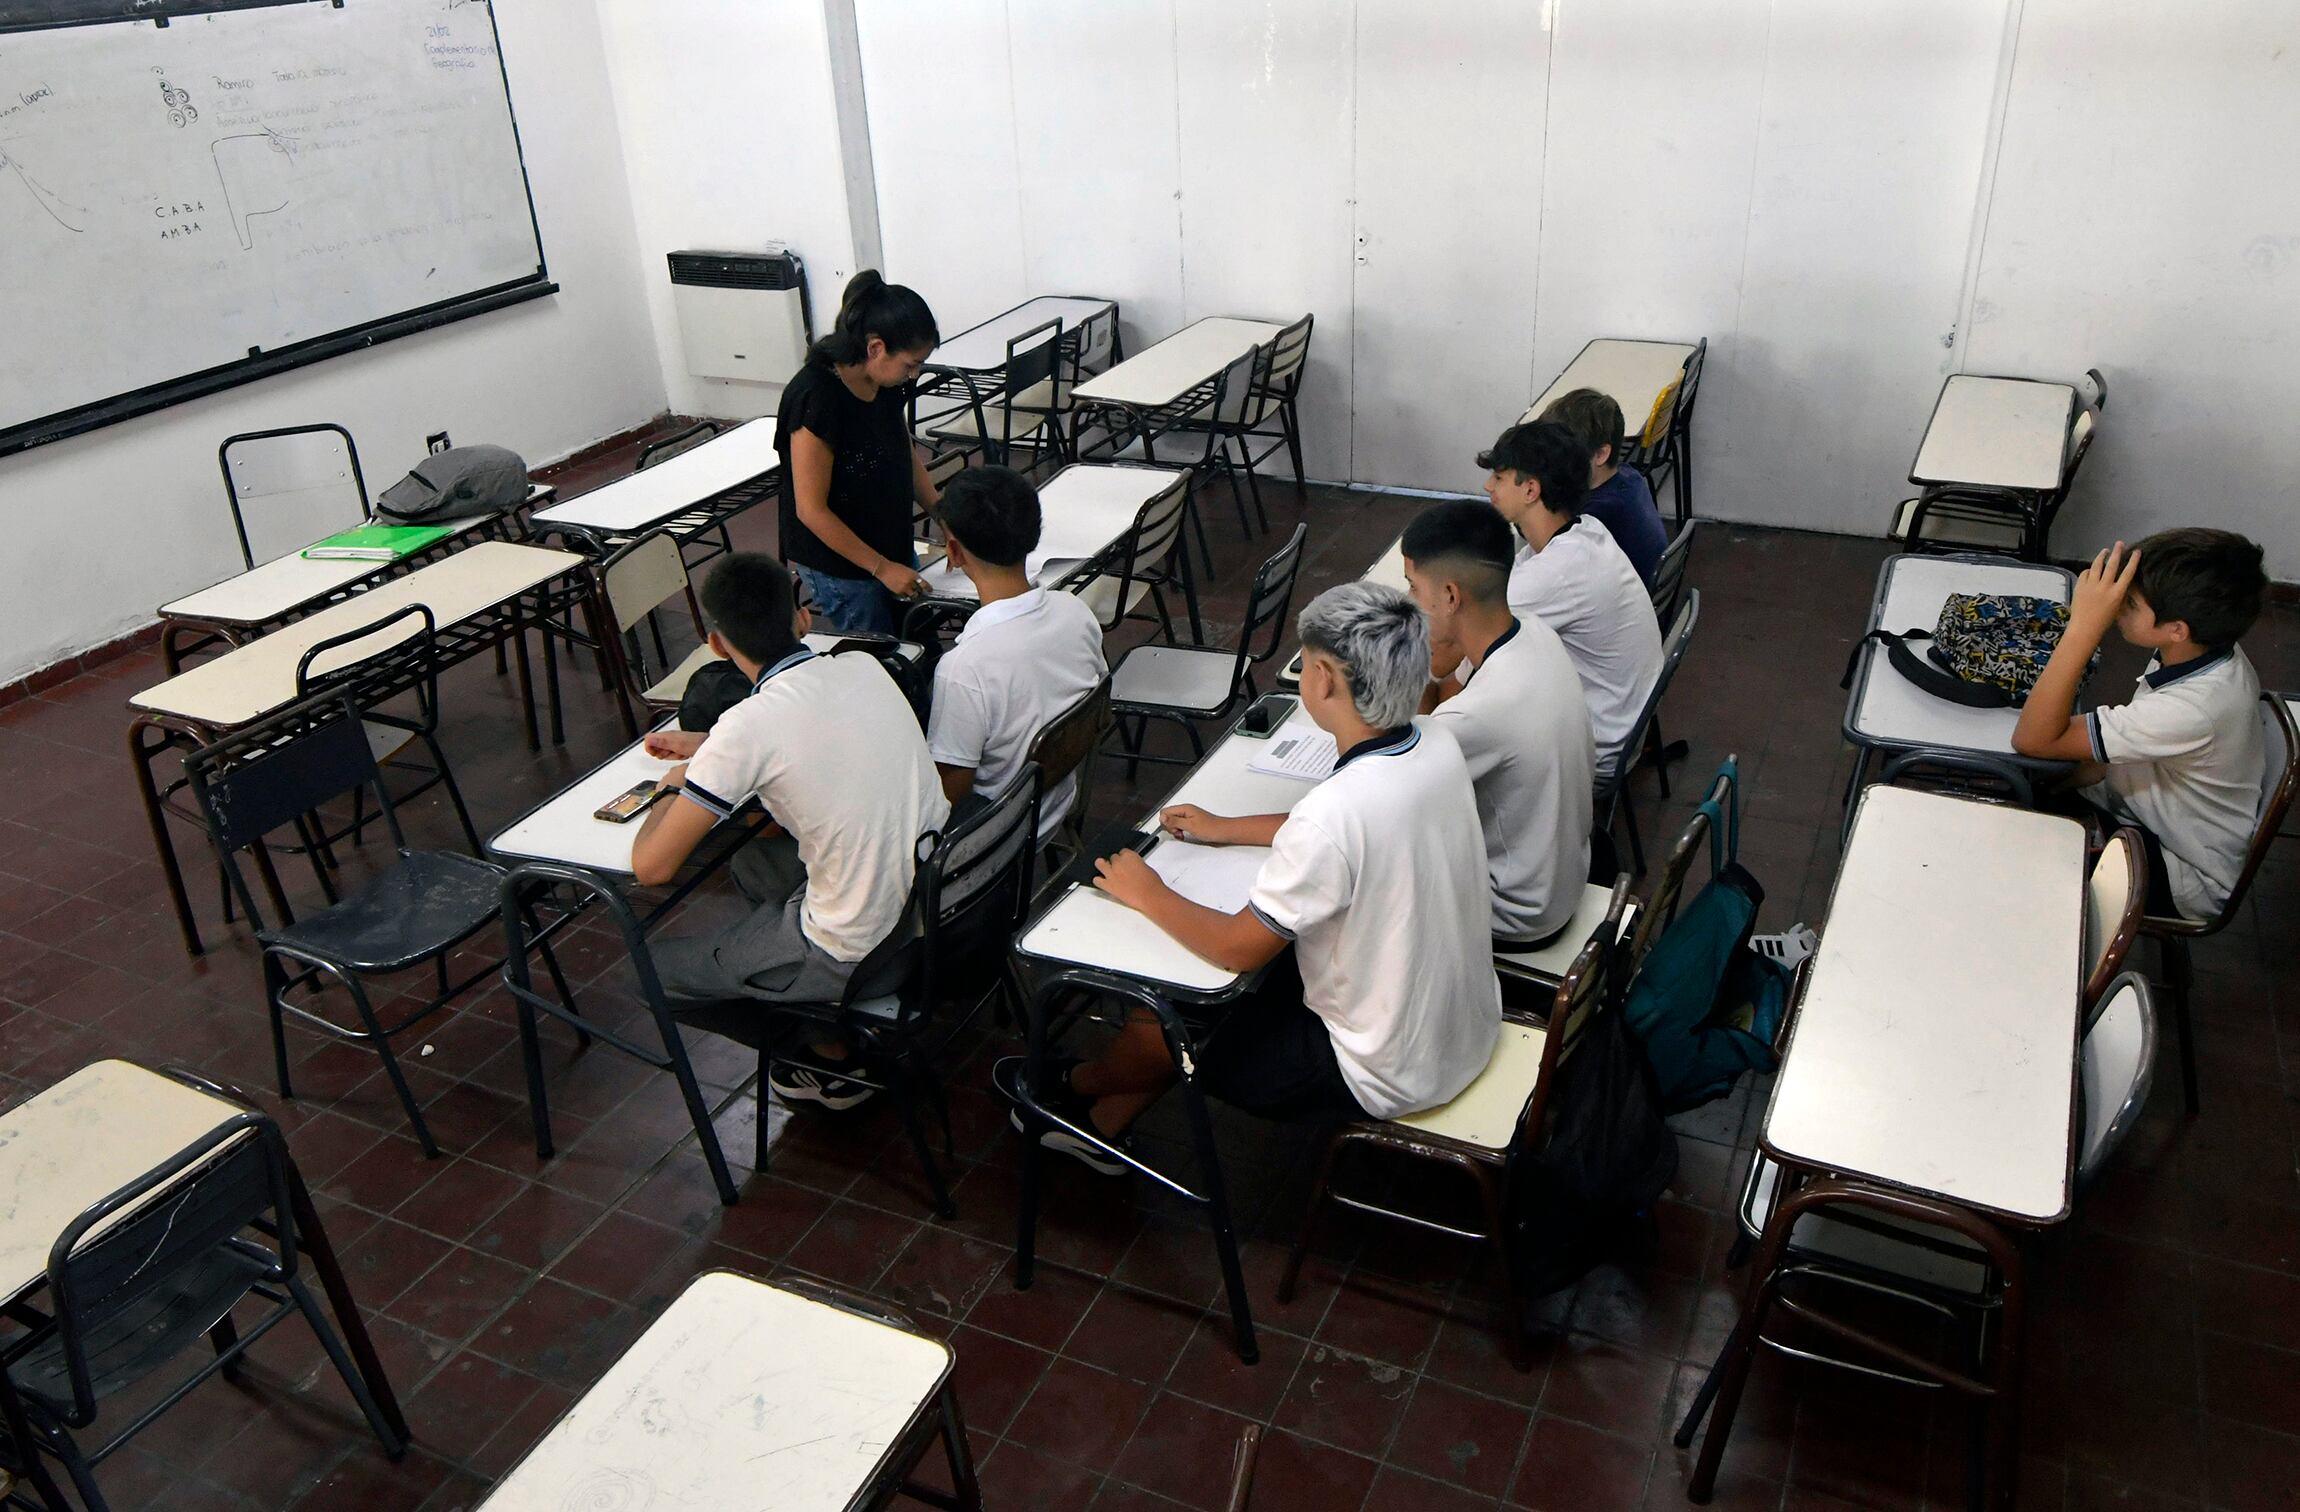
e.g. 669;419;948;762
928;296;1117;373
1526;338;1697;426
490;732;678;876
1845;553;2074;758
478;1271;952;1512
1072;317;1287;409
1763;786;2085;1222
0;1061;245;1304
916;464;1181;601
536;419;782;534
131;541;583;729
1910;374;2075;493
159;552;384;629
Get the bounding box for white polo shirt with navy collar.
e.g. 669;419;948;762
2082;644;2266;920
1246;720;1501;1120
1506;517;1663;781
927;586;1107;835
681;646;949;961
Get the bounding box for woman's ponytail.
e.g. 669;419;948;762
808;269;940;367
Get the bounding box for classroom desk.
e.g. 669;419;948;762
1277;529;1408;688
1072;316;1284;415
1909;374;2075;495
129;540;609;957
531;418;782;547
914;463;1183;603
926;295;1119;374
1840;552;2075;823
1761;786;2087;1223
477;1271;970;1512
0;1060;408;1507
1526;338;1697;427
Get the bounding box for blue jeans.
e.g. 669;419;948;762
794;563;900;637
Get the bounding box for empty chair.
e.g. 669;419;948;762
2086;826;2145;1008
1236;313;1315;493
1635;339;1706;525
599;529;715;718
923;319;1065;468
628;418;742;575
1072;466;1200;644
1890;367;2106;561
218;423;371;569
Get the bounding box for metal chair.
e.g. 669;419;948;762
1633;339;1706;526
1649;519;1695;630
290;604;476;860
1026;677;1114;883
1236;313;1315;495
1276;880;1633;1365
2085;826;2146;1010
1071;466;1200;644
1107;523;1307;771
1597;588;1700;873
2139;691;2299;1114
184;693;569;1157
1162;344;1273;544
3;1090;405;1510
598;529;715;720
628;418;745;579
923;320;1066;468
218;423;370;570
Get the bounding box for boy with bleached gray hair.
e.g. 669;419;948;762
994;581;1501;1171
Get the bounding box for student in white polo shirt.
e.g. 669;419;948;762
2013;528;2270;919
1478;420;1662;782
925;466;1107;835
632;553;949;1109
993;582;1500;1172
1401;499;1597;948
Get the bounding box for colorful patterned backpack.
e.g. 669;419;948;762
1842;592;2069;709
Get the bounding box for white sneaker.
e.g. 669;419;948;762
1748;924;1818;970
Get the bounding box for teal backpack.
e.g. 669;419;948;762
1620;759;1791;1111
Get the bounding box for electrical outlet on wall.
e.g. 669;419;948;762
426;431;451;454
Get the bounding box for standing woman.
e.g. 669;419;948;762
775;270;943;635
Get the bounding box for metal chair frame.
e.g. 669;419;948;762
1598;588;1701;873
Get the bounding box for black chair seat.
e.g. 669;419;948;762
259;851;504;972
11;1243;272;1415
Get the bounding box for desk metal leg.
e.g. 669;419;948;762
0;1366;73;1512
284;1161;410;1446
1158;1007;1257;1365
511;621;539;752
130;720;204;958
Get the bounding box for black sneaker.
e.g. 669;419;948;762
768;1046;875;1111
992;1056;1130;1177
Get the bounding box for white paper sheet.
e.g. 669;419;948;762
1145;839;1271;913
1243;720;1338;780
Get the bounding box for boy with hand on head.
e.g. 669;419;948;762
1402;499;1597;950
2013;528;2270;920
1539;387;1669;588
993;583;1500;1172
1480;420;1663;783
925;465;1107;834
633;552;950;1109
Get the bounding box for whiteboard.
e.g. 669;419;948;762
0;0;552;455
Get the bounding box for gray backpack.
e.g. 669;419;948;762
375;445;530;524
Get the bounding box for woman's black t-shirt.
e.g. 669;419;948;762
775;359;915;580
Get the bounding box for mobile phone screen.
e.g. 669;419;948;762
594;780;661;823
1240;694;1296;738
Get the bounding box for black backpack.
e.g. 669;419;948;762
375;444;530;524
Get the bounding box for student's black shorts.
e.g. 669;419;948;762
1194;953;1368;1125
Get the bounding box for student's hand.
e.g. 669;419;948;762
661;762;689;790
875;560;926;598
643;729;704;761
1093;848;1166;911
2069;542;2139;635
1159;804;1224;844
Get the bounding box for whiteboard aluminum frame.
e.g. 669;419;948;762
0;0;556;459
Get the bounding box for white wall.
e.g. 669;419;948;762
0;0;664;686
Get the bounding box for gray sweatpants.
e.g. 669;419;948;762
649;836;861;1020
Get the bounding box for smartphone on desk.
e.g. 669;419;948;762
1238;693;1297;739
593;780;662;824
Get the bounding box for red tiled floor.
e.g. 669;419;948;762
2;421;2296;1510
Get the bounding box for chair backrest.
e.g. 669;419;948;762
2078;970;2156;1181
1078;471;1194;632
1516;878;1634;1146
1263;314;1314;393
603;529;689;637
1236;522;1310;668
2079;366;2108;414
1027;677;1114;806
293;599;436;694
2160;692;2300;935
2085;827;2145;1006
190;695;394;859
45;1114;293;1424
1002;319;1064;401
1648;521;1695;626
1209;344;1263;430
924;446;976;493
907;766;1042;1018
636;419;726;471
1600;588;1699;801
1672;339;1708;435
1876;748;2036;812
218;424;370;569
1628;767;1735;970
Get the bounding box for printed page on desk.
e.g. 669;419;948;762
1147;841;1271;912
1244;717;1338;780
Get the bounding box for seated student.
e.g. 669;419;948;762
994;582;1500;1171
1479;420;1663;782
2012;529;2270;920
633;553;950;1109
1539;387;1669;587
925;465;1108;835
1401;499;1597;948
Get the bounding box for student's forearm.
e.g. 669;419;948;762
1133;887;1276;972
2012;629;2101;756
795;496;895;576
912;450;941;510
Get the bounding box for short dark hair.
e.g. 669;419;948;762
1401;499;1514;605
1539;387;1628;464
699;553;801;666
1475;420;1589;516
936;465;1042;567
2132;528;2268;649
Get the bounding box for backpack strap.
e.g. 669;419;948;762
1839;627;2013;709
1695;756;1741;874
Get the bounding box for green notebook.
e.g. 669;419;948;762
301;524;455;562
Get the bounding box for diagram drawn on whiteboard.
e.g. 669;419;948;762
159;77;199;128
211;126;301;249
0;147;86;233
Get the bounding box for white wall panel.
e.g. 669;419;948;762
1172;0;1357;480
1007;1;1187;357
1702;0;2006;535
853;0;1029;338
1966;0;2300;576
1349;0;1550;492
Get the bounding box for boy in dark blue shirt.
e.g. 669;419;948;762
1539;387;1669;588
